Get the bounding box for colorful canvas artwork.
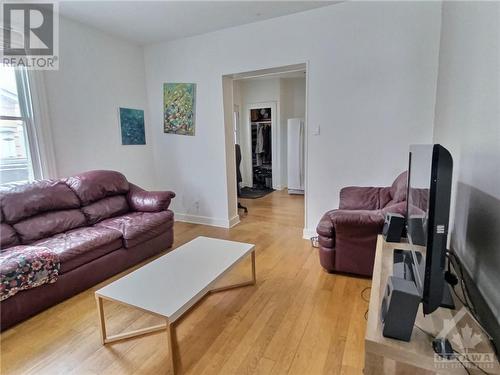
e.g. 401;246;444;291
163;83;196;136
119;108;146;145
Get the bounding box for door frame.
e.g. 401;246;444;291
222;62;309;234
243;102;279;189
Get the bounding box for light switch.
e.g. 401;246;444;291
312;125;320;136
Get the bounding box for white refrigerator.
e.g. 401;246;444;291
287;118;305;194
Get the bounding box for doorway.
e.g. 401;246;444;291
249;106;273;191
241;102;277;197
222;63;308;230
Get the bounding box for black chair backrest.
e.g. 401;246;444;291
235;144;242;183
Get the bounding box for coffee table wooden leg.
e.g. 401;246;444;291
96;296;107;345
251;250;256;285
210;251;257;293
167;320;179;374
96;295;167;345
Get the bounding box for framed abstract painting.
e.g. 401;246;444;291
119;107;146;145
163;83;196;136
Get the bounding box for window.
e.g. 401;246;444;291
0;66;41;184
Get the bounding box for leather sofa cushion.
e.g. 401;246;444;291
0;223;19;249
14;209;86;244
123;222;173;248
33;226;123;273
97;210;174;248
0;180;80;223
65;170;129;205
82;195;129;225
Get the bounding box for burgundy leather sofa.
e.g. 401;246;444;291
316;172;407;277
0;170;175;330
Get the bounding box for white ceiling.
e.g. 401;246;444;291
57;1;337;45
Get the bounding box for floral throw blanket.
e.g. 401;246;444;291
0;246;60;301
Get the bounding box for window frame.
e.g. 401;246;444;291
0;67;43;182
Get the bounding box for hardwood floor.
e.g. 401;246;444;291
0;190;371;375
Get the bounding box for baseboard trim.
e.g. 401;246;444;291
302;228;316;240
228;215;240;228
175;213;235;228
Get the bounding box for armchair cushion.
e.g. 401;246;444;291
382;201;407;216
127;183;175;212
339;186;392;211
390;171;408;203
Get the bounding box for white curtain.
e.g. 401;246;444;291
27;70;58;179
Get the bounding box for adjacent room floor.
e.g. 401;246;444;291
1;190;370;375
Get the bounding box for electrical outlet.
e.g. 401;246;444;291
194;201;200;212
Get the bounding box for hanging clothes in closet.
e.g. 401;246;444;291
254;123;271;167
256;125;264;154
251;122;273;189
263;124;271;164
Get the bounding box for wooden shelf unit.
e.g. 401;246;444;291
364;235;499;374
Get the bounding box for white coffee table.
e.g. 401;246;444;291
95;236;256;374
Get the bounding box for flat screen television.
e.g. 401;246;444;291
406;144;454;314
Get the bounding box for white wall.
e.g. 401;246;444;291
238;78;281;105
144;2;441;231
43;17;157;188
433;1;500;334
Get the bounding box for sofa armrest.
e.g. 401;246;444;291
330;209;385;229
328;209;385;276
317;213;334;238
316;210;384;238
339;186;391;211
317;209;385;239
127;183;176;212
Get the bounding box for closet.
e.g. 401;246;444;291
250;108;272;189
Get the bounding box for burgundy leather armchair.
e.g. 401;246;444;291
316;172;407;276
